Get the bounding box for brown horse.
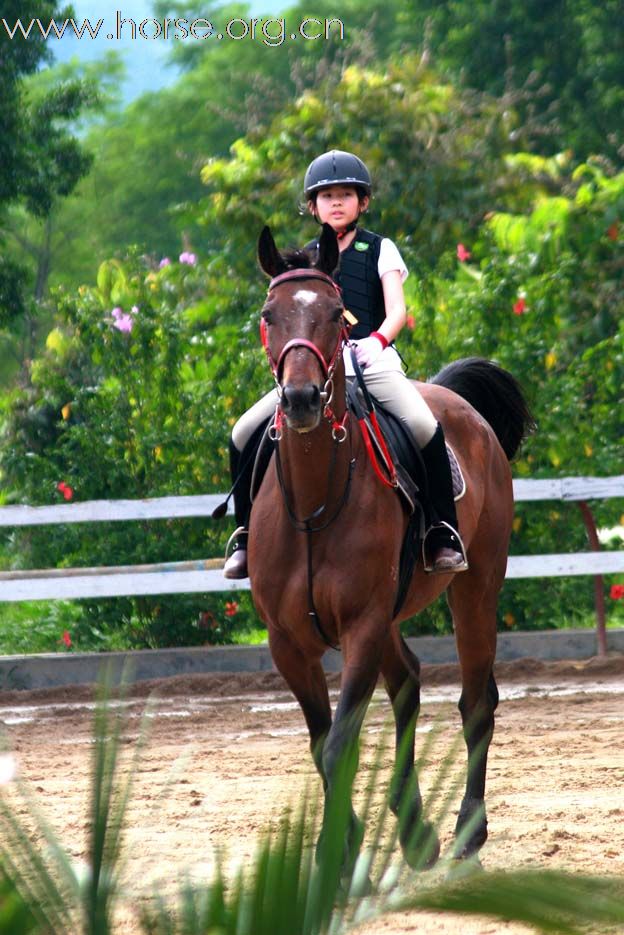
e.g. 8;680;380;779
248;223;533;874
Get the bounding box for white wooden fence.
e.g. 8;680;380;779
0;477;622;605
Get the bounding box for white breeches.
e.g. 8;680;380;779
232;346;437;452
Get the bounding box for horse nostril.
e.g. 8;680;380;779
281;385;294;413
282;383;321;414
308;384;320;408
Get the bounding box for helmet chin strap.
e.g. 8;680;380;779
336;219;358;239
312;210;361;238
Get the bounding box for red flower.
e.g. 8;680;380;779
56;481;74;501
513;297;527;316
406;315;415;330
610;584;624;600
224;600;239;617
456;243;471;262
198;611;218;630
607;223;618;241
61;631;72;647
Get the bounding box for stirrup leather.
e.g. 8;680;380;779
422;521;468;573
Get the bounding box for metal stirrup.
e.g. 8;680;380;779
422;521;468;573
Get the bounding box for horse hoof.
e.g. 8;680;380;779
454;797;487;859
447;854;483;879
402;820;440;870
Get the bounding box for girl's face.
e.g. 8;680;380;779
309;185;368;232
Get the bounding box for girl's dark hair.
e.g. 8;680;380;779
307;185;368;205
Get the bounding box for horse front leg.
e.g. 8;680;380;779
268;628;332;786
381;631;440;868
317;629;386;882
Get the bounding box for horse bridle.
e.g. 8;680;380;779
261;268;350;442
260;268;353;650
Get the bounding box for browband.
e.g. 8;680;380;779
268;268;341;295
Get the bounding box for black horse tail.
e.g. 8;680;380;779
430;357;535;461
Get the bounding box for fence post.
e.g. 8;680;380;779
577;500;607;655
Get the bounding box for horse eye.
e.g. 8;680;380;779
262;310;272;325
331;307;344;322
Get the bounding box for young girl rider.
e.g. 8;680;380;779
223;149;467;579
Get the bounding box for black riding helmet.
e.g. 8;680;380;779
303;150;372;199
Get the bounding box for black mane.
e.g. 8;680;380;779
280;247;315;270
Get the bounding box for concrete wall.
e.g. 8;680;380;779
0;628;622;692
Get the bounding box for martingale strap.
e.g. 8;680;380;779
347;348;398;489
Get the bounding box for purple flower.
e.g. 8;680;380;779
179;251;197;266
158;257;171;269
131;305;139;315
113;313;134;333
112;306;123;320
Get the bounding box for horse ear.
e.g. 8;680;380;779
258;225;287;278
315;223;340;277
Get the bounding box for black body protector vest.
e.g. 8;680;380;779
306;229;385;340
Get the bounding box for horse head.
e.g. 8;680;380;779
258;224;347;434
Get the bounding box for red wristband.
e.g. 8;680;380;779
371;331;389;350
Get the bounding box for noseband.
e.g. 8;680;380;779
261;268;350;441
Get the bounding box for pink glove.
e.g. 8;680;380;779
354;333;387;368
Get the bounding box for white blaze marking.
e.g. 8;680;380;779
293;289;317;307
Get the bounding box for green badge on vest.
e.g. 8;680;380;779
354;241;369;251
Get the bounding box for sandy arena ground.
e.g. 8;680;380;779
1;654;624;933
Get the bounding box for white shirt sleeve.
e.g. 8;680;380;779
378;238;408;282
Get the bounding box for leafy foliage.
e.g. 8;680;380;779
409;0;624;161
414;157;624;631
0;5;623;645
0;251;265;647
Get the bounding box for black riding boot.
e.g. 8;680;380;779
223;422;273;579
420;423;468;574
223;438;252;579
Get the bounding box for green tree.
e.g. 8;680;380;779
0;1;100;369
408;0;624;162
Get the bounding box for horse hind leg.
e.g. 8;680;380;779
447;574;500;859
456;668;499;857
381;631;440;868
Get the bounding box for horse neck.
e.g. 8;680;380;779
278;366;351;522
